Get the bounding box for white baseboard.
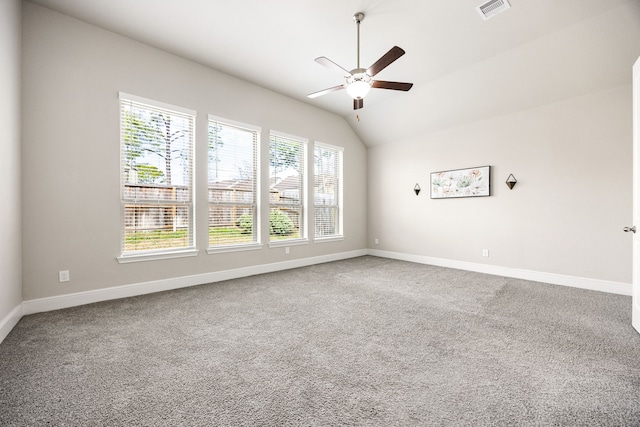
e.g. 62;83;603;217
3;247;631;362
368;249;632;296
0;304;23;344
7;248;631;344
22;249;368;316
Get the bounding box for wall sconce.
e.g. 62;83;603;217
506;174;517;190
414;183;421;196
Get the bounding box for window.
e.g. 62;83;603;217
314;142;343;239
208;116;260;250
119;93;196;260
269;132;307;244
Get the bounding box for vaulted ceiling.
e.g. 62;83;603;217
28;0;640;146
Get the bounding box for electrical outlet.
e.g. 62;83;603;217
59;270;70;282
374;238;379;245
482;249;489;257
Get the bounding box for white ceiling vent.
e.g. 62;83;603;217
476;0;511;20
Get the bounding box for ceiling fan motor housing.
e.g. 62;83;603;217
347;69;371;84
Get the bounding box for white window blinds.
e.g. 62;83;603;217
208;116;260;247
269;132;307;242
314;143;343;239
120;94;195;254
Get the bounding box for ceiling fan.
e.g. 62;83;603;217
308;12;413;110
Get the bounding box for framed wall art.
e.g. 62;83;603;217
430;166;491;199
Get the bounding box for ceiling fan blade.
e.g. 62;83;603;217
366;46;406;77
307;85;346;99
315;57;351;77
372;80;413;91
353;98;364;110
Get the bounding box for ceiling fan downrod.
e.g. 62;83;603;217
354;12;364;70
347;12;370;103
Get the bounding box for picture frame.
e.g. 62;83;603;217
430;166;491;199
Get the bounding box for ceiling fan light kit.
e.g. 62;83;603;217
308;12;413;110
346;78;371;99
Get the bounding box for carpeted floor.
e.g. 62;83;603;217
1;256;639;426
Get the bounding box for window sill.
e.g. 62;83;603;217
207;243;263;255
117;248;199;264
314;236;344;244
268;238;309;248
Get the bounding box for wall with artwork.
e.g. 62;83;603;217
368;85;632;287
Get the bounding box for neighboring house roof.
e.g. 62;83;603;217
270;175;300;192
209;179;254;192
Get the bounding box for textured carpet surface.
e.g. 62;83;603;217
1;256;640;426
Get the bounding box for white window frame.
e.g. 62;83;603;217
117;92;198;263
268;130;308;248
313;141;344;242
207;115;262;254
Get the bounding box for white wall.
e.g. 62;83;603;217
0;0;23;340
21;3;367;301
368;85;633;287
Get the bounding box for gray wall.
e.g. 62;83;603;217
0;0;22;326
21;3;368;301
368;85;632;284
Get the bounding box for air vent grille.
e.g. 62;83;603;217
476;0;511;20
